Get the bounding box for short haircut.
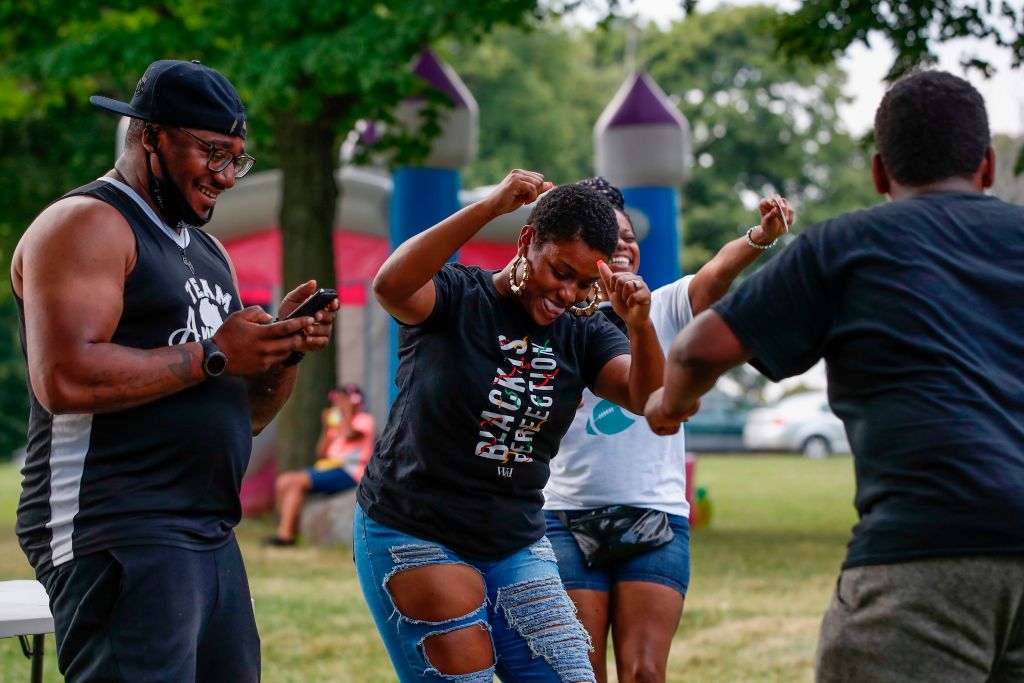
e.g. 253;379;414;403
124;117;146;147
527;184;618;257
576;176;635;231
874;70;990;186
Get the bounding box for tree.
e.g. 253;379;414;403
620;5;881;271
0;1;543;470
774;0;1024;173
450;23;622;188
449;6;881;276
774;0;1023;80
0;84;120;457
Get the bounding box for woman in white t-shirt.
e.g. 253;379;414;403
543;177;793;682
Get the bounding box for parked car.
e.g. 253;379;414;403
686;388;753;453
742;391;850;458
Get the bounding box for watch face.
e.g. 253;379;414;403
205;352;227;377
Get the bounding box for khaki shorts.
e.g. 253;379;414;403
816;556;1024;683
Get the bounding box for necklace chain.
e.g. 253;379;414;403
104;171;193;274
179;246;195;274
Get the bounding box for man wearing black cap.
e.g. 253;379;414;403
11;59;337;682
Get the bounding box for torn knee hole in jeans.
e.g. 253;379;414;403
497;576;596;683
383;545;486;625
419;620;496;682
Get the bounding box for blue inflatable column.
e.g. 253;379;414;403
388;48;478;401
594;71;691;290
390;168;461;248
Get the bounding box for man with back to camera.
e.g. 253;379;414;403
10;59;339;682
645;70;1024;682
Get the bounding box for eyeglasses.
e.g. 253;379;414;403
178;127;256;178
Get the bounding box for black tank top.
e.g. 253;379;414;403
16;178;252;577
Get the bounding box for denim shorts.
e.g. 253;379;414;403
307;466;357;494
353;504;596;682
543;509;691;596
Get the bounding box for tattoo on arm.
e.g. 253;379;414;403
168;344;195;384
80;345;200;414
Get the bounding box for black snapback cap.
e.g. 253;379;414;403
90;59;247;139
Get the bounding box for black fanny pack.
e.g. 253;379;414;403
558;505;674;569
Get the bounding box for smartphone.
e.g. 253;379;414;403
276;288;337;366
282;288;337;320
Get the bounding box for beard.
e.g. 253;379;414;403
147;150;214;229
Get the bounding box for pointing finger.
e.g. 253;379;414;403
597;260;613;291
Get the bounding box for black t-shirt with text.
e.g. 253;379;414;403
357;264;631;559
713;192;1024;569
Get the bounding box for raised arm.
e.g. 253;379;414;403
373;169;552;325
12;197;316;416
644;310;752;435
688;196;794;315
591;261;665;414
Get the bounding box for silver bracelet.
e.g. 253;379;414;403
746;225;777;250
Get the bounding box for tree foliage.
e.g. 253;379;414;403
636;5;881;271
0;0;542;468
452;23;623;188
774;0;1023;80
451;6;880;274
2;2;961;458
774;0;1024;173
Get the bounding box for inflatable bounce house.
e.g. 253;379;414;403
113;49;691;514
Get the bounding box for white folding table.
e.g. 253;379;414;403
0;580;53;683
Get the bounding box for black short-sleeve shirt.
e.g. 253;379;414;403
357;264;631;559
713;192;1024;569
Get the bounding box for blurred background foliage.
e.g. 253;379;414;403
0;1;1021;458
448;6;883;273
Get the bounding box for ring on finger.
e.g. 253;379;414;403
630;279;643;291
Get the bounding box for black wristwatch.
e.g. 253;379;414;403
200;338;228;378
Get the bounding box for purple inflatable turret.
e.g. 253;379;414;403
595;71;691;288
394;48;479;170
388;48;479;400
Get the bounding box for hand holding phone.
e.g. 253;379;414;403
282;288;337;320
278;287;337;366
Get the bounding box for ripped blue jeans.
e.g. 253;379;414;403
354;504;595;683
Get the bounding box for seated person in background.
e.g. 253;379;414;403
265;384;375;547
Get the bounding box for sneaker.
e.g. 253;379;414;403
262;536;296;547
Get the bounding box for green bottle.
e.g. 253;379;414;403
694;487;712;529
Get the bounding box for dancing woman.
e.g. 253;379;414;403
355;169;666;682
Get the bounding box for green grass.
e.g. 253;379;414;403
0;455;856;682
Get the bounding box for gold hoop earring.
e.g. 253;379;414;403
569;283;603;317
509;255;529;296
